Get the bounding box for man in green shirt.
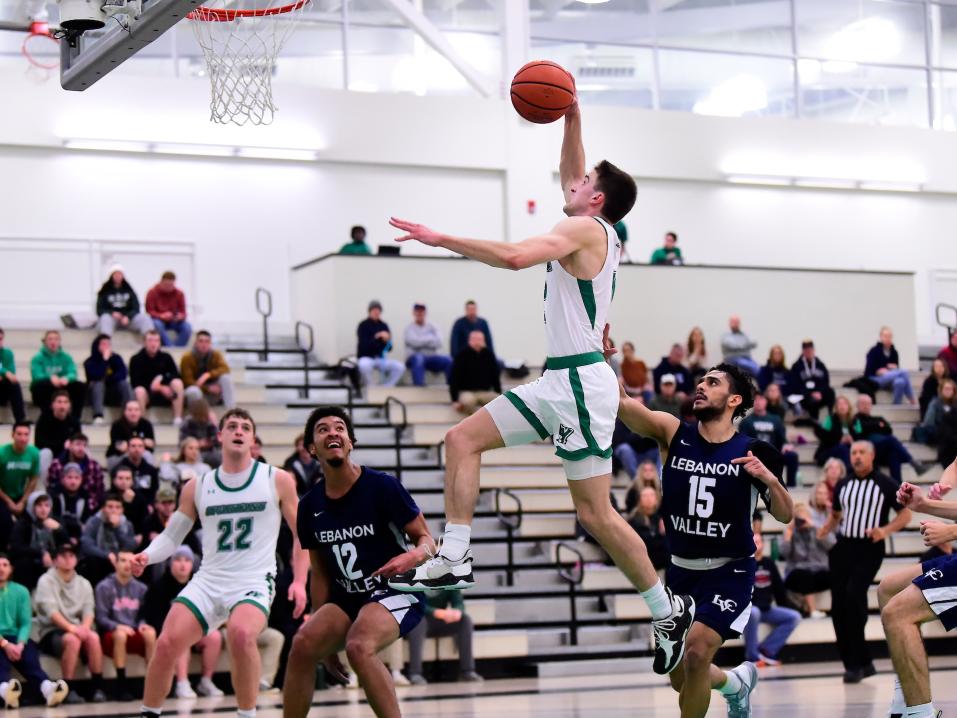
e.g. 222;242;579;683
0;422;40;524
405;588;482;684
0;553;69;707
0;330;25;424
339;225;373;255
650;231;684;266
29;331;85;421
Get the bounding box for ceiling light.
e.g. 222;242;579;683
693;75;768;118
823;17;900;63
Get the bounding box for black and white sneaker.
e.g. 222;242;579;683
652;591;695;675
388;549;475;591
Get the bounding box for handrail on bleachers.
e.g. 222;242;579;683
255;287;273;360
294;320;315;398
384;396;409;481
555;541;585;646
493;488;523;587
936;302;957;342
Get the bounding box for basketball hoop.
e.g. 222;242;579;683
188;0;310;126
22;20;59;78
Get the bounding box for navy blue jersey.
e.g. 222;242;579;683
298;467;421;601
660;422;784;560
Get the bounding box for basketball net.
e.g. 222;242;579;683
188;0;310;126
22;21;58;84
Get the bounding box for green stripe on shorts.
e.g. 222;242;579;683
231;599;270;620
545;352;604;371
173;597;209;636
504;391;549;440
568;367;600;453
556;445;614;461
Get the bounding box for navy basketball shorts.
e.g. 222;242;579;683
333;588;425;637
666;557;756;641
913;553;957;632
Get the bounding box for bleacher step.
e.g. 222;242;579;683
536;656;652;678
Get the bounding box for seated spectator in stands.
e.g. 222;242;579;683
938;331;957;376
0;329;26;424
29;331;85;421
808;480;832;526
450;330;501;415
95;264;153;338
0;553;69;708
141;546;224;699
34;542;105;703
283;434;322;496
819;459;846;503
130;330;185;426
720;315;760;375
789;340;835;422
110;468;148;542
10;491;61;591
47;432;105;515
914;378;957;445
406;589;483;685
739;393;800;487
781;501;833;619
450;300;495;360
613;420;660;480
864;326;916;405
145;271;191;347
251;435;267;464
764;382;788;421
178;398;221;467
919;358;949;421
619;342;653;400
652;344;692;395
107;400;155;470
94;550;155;701
159;437;212;493
624;462;662;511
686;327;708;385
404;304;452;387
140;486;200;562
813;395;854;468
649;231;684;266
624;486;669;570
649;374;682;417
48;463;92;541
356;300;404;388
933;381;957;467
744;533;801;667
83;335;132;426
758;345;789;393
0;423;39;549
34;391;80;475
181;330;235;409
80;492;138;587
851;394;926;483
614;220;631;262
339;225;372;255
113;436;160;505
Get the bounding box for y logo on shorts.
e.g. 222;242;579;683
557;424;575;445
925;568;944;581
712;595;737;613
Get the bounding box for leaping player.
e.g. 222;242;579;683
618;363;793;718
388;95;695;674
132;408;309;718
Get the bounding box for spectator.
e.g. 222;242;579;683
743;533;801;667
932;380;957;467
95;264;153;337
624;461;662;510
781;501;833;619
819;459;846;503
47;432;105;514
144;271;191;347
48;462;92;541
614;220;632;263
686;327;708;384
9;491;61;591
619;342;653;400
450;330;501;415
757;345;789;393
34;542;106;702
808;480;833;526
919;358;949;421
29;331;85;420
652;344;692;395
83;334;132;426
0;329;25;424
0;422;39;549
113;436;160;505
339;225;372;255
649;231;683;266
94;551;155;700
450;300;495;360
180;330;235;409
356;300;405;388
813;395;854;468
140;486;201;562
107;400;156;469
914;378;957;446
130;330;185;426
818;441;911;683
937;330;957;376
34;391;80;475
720;315;760;375
623;486;669;570
0;553;69;708
764;383;788;421
851;394;926;483
740;394;800;487
109;468;148;543
613;420;660;480
178;398;221;467
404;304;452;387
789;340;835;422
159;437;212;492
864;326;915;405
251;435;267;464
140;546;224;699
406;589;483;685
282;434;322;496
79;492;138;587
648;374;682;417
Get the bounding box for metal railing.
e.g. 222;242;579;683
294;320;315;399
255;287;273;361
384;396;408;481
936;303;957;343
555;541;585;646
493;488;523;587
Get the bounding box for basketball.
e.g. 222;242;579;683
510;60;576;124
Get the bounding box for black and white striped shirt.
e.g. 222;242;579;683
832;472;902;540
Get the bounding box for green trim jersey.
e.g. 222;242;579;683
544;217;620;358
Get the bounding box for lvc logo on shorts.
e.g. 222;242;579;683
712;595;737;613
557;424;575;445
925;568;944;581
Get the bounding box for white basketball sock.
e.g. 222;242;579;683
889;678;905;715
39;680;52;699
441;524;471;561
237;709;257;718
904;703;936;718
640;581;673;620
718;670;743;696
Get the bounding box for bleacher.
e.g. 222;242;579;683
1;327;952;679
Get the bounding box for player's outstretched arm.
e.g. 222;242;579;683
131;478;198;577
276;468;309;618
371;513;436;578
559;99;584;204
898;481;957;520
618;384;680;450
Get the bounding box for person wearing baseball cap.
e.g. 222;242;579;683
650;374;682;417
404;302;452;387
356;300;405;388
95;264;153;338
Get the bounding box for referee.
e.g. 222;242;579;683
818;440;911;683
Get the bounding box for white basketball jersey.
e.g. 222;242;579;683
543;217;620;358
193;461;282;580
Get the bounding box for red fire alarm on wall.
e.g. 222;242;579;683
527;200;536;214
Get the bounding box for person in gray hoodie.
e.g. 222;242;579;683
9;491;63;590
79;492;138;587
720;314;760;375
34;542;105;703
780;501;835;619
